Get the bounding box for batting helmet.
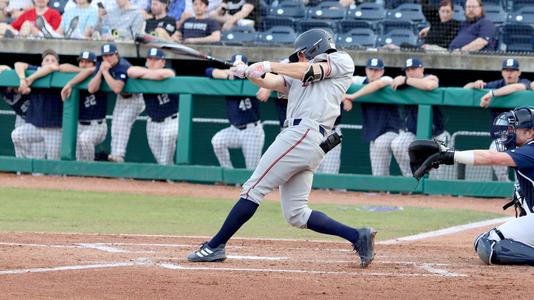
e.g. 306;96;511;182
288;28;337;63
491;106;534;151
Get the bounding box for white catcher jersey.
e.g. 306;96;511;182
282;51;355;130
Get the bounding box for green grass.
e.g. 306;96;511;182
0;187;504;240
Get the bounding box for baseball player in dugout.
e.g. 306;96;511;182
343;57;404;176
391;57;450;179
88;43;145;163
127;48;178;165
11;49;79;161
61;51;108;161
205;54;265;170
187;29;376;268
464;58;531;182
409;107;534;265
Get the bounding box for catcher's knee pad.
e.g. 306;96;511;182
474;231;496;265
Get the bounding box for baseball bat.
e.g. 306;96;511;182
134;33;234;67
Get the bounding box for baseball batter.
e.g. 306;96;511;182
187;29;376;268
411;107;534;265
88;43;145;163
128;48;178;165
205;54;265;169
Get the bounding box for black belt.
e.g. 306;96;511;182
284;118;326;136
151;114;177;123
234;121;258;130
79;120;104;125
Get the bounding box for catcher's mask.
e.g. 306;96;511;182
491;107;534;151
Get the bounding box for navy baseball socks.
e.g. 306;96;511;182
187;198;258;262
307;210;377;268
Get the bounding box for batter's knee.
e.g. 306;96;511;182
282;206;312;229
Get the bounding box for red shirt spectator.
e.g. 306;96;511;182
11;7;61;31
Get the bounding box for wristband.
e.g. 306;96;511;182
454;150;475;165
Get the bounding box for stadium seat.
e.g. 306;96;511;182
263;0;305;30
453;5;465;22
336;20;373;33
346;3;386;22
256;26;297;45
221;26;257;45
508;7;534;25
297;20;334;33
380;19;414;35
305;1;345;21
48;0;68;14
336;28;377;48
511;0;534;12
377;29;418;47
385;3;426;24
484;3;507;25
500;23;534;52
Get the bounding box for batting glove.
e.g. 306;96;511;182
230;64;247;79
245;61;272;79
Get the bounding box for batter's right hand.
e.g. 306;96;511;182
230;64;247;79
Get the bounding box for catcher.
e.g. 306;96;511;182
409;106;534;265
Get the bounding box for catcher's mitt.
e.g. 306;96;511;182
408;140;454;180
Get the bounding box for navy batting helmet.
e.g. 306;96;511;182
288;28;337;63
491;106;534;151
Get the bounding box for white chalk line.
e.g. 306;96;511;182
78;243;127;253
379;217;512;245
0;262;143;275
417;263;465;277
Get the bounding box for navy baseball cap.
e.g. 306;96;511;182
231;54;248;65
366;58;384;69
77;51;97;63
147;48;165;59
502;58;520;70
403;57;424;70
101;43;118;56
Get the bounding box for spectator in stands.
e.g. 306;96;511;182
419;0;460;50
0;0;61;38
178;0;219;28
97;0;144;40
11;49;78;160
3;0;32;20
463;58;531;181
448;0;497;52
339;0;355;8
60;51;109;161
343;58;404;176
209;0;258;31
58;0;98;38
88;43;144;163
144;0;176;40
128;48;179;165
174;0;220;43
390;57;450;178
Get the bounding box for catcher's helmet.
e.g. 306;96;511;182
491;106;534;151
288;28;337;63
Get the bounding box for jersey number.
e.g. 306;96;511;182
239;98;252;111
84;95;97;108
158;94;170;105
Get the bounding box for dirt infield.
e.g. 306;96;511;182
0;173;531;299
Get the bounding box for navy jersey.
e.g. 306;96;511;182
2;88;30;118
225;96;260;126
507;141;534;213
79;90;108;120
485;78;531;128
93;58;131;83
25;65;63;128
143;93;179;121
358;77;403;142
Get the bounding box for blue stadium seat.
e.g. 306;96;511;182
263;0;305;30
484;3;507;25
336;20;373;33
508;7;534;25
380;19;414;35
49;0;68;14
221;26;257;45
257;26;297;45
336;28;377;48
305;1;346;20
386;3;426;24
386;0;419;9
377;29;418;47
453;5;465;22
511;0;534;12
500;23;534;52
297;20;334;33
346;3;386;22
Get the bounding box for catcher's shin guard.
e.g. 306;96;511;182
474;232;495;265
492;239;534;266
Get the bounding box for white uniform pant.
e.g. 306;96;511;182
11;122;61;160
317;126;342;174
147;115;179;165
391;130;451;178
490;214;534;247
76;120;107;161
211;122;265;169
241;119;325;228
369;131;399;176
110;94;145;158
13;116;46;159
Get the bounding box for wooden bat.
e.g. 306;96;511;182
134;33;234;67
